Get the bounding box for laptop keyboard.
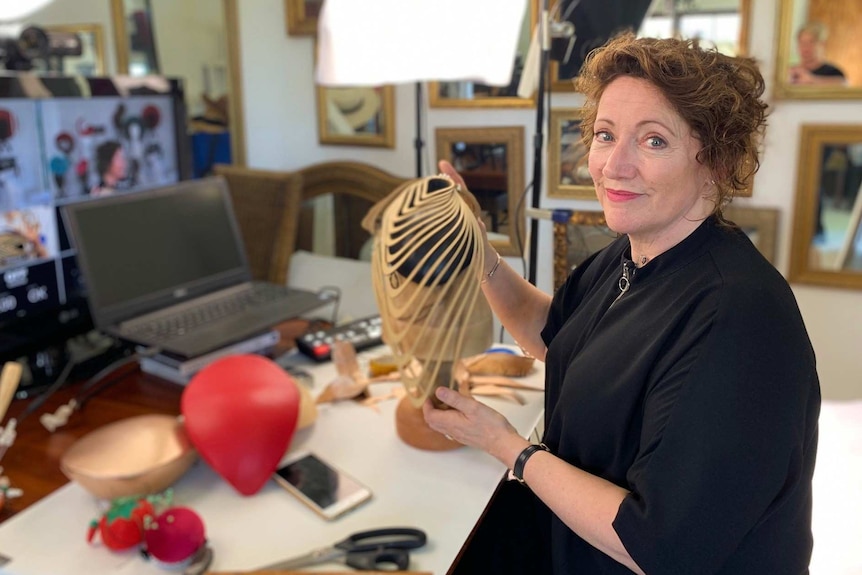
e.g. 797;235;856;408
125;284;296;343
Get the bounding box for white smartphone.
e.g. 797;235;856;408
273;451;373;520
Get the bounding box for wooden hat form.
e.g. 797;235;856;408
362;175;493;450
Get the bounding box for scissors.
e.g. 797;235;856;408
257;527;427;571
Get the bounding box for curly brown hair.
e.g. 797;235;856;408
575;32;768;214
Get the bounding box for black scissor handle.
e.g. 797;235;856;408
346;548;410;571
336;527;427;552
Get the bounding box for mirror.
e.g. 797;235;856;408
110;0;246;165
548;108;593;199
435;126;525;257
774;0;862;100
428;0;538;108
551;0;751;91
789;124;862;289
39;24;106;76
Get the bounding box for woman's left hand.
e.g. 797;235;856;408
423;386;526;464
789;65;814;84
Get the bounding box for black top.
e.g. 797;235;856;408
811;63;845;78
539;217;820;574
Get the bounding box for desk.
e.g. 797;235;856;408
0;347;545;575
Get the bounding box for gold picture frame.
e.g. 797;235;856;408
285;0;322;36
723;205;780;265
435;126;525;257
548;108;594;199
552;211;616;290
42;24;106;76
773;0;862;100
789;124;862;289
316;85;396;148
110;0;247;165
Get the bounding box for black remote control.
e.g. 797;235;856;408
295;315;384;362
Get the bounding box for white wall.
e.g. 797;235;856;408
150;0;227;117
238;0;862;399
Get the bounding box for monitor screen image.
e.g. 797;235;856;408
0;76;190;383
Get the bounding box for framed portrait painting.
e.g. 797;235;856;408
548;108;595;199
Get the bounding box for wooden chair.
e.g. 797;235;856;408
212;164;302;284
293;161;409;260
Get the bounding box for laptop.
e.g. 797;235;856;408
61;176;333;359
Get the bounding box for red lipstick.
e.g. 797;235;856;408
605;188;640;202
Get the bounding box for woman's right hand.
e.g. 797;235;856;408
438;159;467;189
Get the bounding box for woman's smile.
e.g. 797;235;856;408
604;188;640;202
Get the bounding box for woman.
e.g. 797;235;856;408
424;33;820;574
788;21;846;86
91;140;127;197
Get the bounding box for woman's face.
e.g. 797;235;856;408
109;148;127;179
797;30;821;63
588;76;713;248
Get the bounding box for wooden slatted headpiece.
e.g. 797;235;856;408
362;174;493;406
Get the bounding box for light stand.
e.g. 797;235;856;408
414;82;423;178
527;2;551;285
524;1;579;286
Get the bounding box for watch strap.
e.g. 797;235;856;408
512;443;549;484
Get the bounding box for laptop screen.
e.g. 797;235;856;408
62;177;251;327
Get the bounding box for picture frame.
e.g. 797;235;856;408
552;211;616;290
42;23;106;76
435;126;525;257
109;0;159;75
773;0;862;100
548;108;594;200
285;0;322;36
723;205;780;265
316;85;395;148
789;124;862;290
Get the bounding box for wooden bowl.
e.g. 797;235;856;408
60;414;197;500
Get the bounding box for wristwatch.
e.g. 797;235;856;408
512;443;549;484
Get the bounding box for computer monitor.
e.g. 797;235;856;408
0;74;191;392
